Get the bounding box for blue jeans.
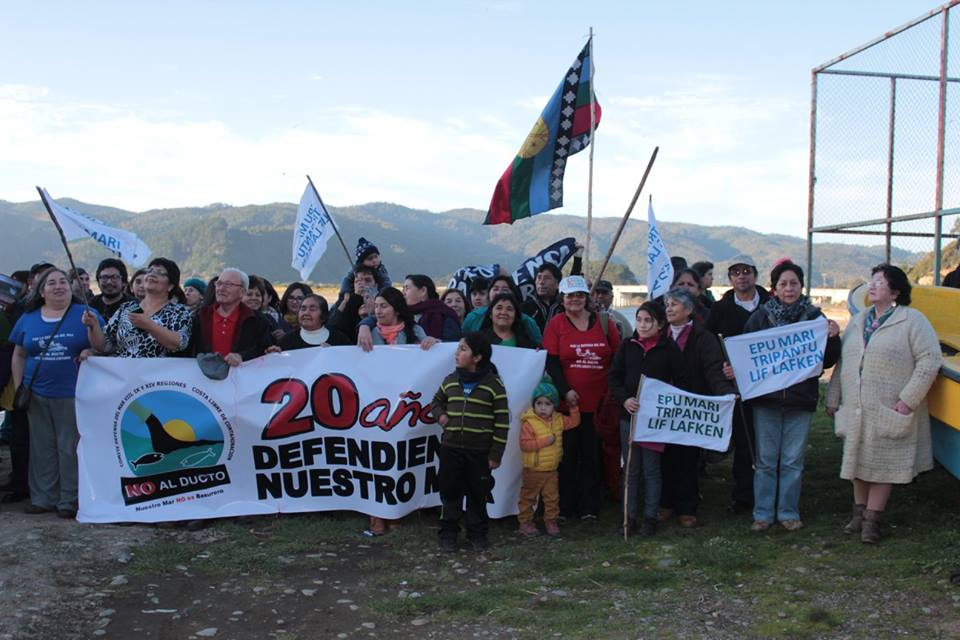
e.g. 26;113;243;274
752;405;812;523
619;418;661;521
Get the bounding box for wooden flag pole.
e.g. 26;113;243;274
35;186;91;311
306;174;355;270
585;28;596;283
590;146;659;294
622;374;645;542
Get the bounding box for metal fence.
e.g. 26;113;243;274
808;1;960;286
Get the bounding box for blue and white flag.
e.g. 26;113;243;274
291;182;336;281
39;188;151;267
723;317;829;400
646;197;673;299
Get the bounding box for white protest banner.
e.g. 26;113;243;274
646;197;673;300
39;188;151;267
76;344;544;523
632;377;736;452
291;181;337;280
723;317;829;400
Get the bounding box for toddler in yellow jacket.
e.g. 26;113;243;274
517;377;580;536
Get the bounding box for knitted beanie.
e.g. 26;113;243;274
532;375;559;407
355;237;380;264
183;277;207;294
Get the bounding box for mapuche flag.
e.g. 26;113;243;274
485;40;601;225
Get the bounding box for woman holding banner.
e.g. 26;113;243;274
461;275;542;343
10;268;103;519
268;295;350;351
479;293;540;349
543;275;621;521
825;264;941;543
608;301;686;536
367;288;439;349
84;258;192;358
363;287;436;536
357;275;462;347
661;288;736;528
739;261;840;533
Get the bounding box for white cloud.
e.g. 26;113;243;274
0;78;814;237
0;84;49;101
0;85;515;215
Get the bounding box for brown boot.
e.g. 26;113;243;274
861;509;882;544
844;503;866;534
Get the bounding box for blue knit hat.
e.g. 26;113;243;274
355;237;380;264
183;277;207;294
532;375;559;407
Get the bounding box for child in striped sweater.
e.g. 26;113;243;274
431;333;510;552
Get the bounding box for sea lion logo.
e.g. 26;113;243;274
120;390;225;477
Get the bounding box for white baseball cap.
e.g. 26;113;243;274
559;275;590;294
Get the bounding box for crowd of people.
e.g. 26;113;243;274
0;238;945;551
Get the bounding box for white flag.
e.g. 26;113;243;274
723;317;829;400
39;188;151;267
291;182;336;281
632;377;736;452
646;197;673;300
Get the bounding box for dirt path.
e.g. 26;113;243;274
0;506;145;639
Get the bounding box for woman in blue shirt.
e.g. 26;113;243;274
10;268;103;519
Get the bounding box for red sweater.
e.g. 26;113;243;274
542;313;620;412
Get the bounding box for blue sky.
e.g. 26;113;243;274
0;1;944;237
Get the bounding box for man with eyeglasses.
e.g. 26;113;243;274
706;254;770;516
189;268;273;366
90;258;133;321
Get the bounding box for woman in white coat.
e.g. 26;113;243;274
825;264;942;543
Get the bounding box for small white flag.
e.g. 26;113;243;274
646;196;673;300
291;182;337;281
39;188;151;267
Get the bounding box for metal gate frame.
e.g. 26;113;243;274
807;0;960;287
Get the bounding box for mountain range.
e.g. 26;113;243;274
0;198;918;288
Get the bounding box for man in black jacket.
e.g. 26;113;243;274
520;246;584;333
706;254;770;514
329;265;378;343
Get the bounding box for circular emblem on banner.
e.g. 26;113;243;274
120;389;226;477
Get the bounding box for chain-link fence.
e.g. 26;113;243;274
808;1;960;285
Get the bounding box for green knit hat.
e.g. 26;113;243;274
532;375;559;407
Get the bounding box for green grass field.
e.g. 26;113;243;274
128;407;960;639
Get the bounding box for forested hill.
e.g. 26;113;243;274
0;198;916;287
